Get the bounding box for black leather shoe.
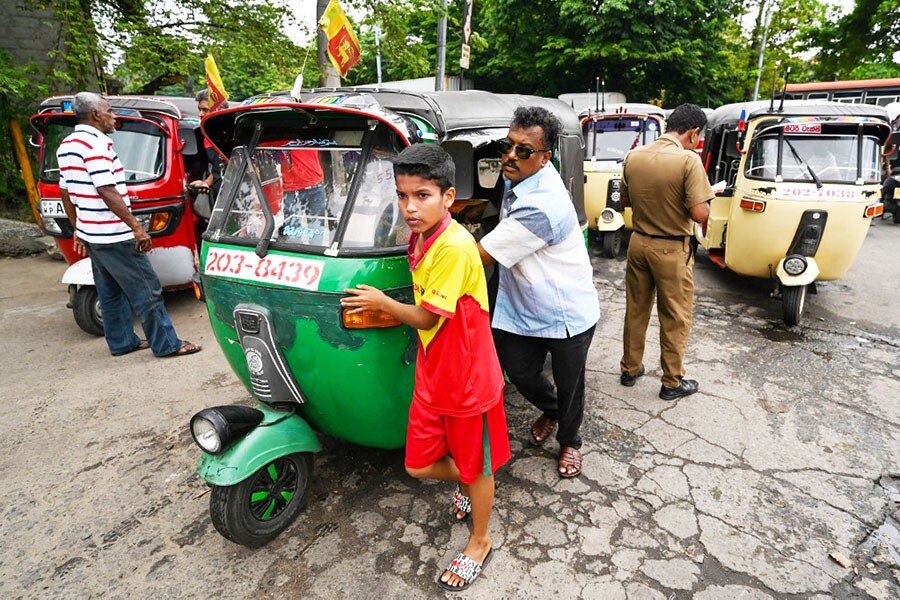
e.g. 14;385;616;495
620;365;645;387
659;378;699;401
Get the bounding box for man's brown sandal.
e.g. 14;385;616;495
558;446;583;478
529;415;557;446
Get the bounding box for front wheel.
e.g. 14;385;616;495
782;285;807;327
209;452;312;547
601;229;623;258
72;286;104;336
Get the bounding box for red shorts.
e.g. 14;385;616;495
405;398;511;484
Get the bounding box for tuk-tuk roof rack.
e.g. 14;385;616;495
243;87;582;138
577;103;666;120
706;100;890;132
37;95;201;121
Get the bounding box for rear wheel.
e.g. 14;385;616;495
601;229;622;258
72;286;104;336
782;285;807;327
209;452;312;547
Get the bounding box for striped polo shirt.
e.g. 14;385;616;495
57;124;133;244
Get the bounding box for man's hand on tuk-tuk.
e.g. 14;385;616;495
133;227;152;253
342;284;388;314
72;234;87;257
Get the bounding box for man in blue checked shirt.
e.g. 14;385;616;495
478;106;600;479
58;92;201;358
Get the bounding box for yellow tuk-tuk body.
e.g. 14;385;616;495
698;101;891;324
577;104;666;256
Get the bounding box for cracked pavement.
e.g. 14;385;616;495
0;221;898;599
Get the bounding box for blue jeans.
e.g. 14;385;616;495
85;239;182;356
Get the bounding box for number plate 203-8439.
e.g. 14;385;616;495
204;247;325;291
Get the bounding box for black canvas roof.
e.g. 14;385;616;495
37;95;200;120
706;100;890;131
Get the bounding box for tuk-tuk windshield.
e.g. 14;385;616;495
583;117;661;160
211;125;409;253
745;132;883;185
39;120;166;184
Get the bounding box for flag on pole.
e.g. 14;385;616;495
318;0;361;78
205;54;229;110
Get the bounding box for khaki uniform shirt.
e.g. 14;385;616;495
621;134;713;237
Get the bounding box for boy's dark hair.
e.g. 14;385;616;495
511;106;561;150
392;144;456;192
195;89;209;103
666;103;707;133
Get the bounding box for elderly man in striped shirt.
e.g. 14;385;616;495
58;92;201;357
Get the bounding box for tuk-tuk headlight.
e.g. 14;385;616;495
783;255;807;276
600;208;616;224
191;417;221;453
190;406;265;455
41;215;62;235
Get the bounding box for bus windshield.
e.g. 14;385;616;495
745;133;882;185
583;117;661;161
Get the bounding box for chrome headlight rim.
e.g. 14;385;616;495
600;208;616;224
189;406;266;455
783;255;808;276
191;415;222;454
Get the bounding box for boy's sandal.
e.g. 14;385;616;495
558;446;583;478
163;341;202;357
529;415;557;446
437;548;493;592
451;485;471;521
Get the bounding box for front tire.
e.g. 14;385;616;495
782;285;807;327
209;452;312;547
601;229;622;258
72;286;104;336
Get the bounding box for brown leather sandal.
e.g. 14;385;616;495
529;415;557;446
558;446;583;478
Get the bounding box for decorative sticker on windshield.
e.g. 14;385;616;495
204;247;324;290
282;138;338;148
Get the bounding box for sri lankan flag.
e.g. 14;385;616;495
205;54;229;110
318;0;361;77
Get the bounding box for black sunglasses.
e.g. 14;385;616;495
497;139;551;160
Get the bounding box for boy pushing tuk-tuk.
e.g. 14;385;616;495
341;144;509;591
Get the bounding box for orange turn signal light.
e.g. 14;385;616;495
739;198;766;213
863;203;883;218
342;308;402;329
149;212;171;232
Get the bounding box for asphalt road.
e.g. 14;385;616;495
1;218;898;599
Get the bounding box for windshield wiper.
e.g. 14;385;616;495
783;137;822;189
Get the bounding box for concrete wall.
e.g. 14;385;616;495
0;2;64;70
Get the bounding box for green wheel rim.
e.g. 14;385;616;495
248;458;298;521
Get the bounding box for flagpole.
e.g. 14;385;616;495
375;26;383;85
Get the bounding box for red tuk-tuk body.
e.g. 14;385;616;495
30;95;208;335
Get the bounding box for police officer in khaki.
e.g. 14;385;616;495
618;103;712;401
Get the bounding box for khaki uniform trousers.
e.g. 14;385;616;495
620;233;695;388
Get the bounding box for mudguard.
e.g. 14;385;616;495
776;256;820;287
196;406;321;486
595;209;625;233
61;258;95;285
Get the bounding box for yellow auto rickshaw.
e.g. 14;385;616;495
581;103;666;257
698;100;892;325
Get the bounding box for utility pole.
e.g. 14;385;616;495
435;0;447;91
753;1;774;101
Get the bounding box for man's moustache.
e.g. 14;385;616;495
502;161;519;170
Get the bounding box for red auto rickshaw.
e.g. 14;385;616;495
30;95;209;335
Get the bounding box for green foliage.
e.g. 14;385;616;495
0;48;50;217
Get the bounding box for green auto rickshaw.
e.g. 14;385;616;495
188;88;585;546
